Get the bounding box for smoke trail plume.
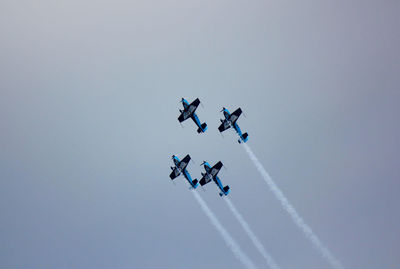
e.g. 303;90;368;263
242;143;344;269
225;197;280;269
192;191;258;269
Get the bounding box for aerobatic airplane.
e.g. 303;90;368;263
169;154;199;189
178;98;208;133
199;161;230;196
218;107;249;143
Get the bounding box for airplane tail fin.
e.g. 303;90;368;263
197;123;208;133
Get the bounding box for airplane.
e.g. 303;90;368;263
199;161;230;197
169;154;199;189
218;107;249;143
178;98;208;133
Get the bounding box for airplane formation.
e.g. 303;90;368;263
170;97;248;196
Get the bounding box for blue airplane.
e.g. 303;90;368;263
218;107;249;143
170;154;199;189
178;98;207;133
199;161;230;197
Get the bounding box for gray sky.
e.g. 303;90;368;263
1;1;399;268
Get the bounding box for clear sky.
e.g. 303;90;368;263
1;1;399;268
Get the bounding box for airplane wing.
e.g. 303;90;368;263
178;154;191;170
169;167;180;179
218;119;231;132
189;98;201;109
210;161;223;177
178;111;190;122
229;108;242;125
199;175;212;186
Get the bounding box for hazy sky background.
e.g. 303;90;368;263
1;1;399;268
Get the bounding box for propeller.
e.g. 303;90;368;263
200;161;207;166
220;107;226;112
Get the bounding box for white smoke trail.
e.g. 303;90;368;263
192;191;258;269
225;197;280;269
242;143;344;269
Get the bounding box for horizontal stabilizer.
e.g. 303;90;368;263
197;122;207;133
223;186;230;193
220;185;230;196
242;132;249;142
